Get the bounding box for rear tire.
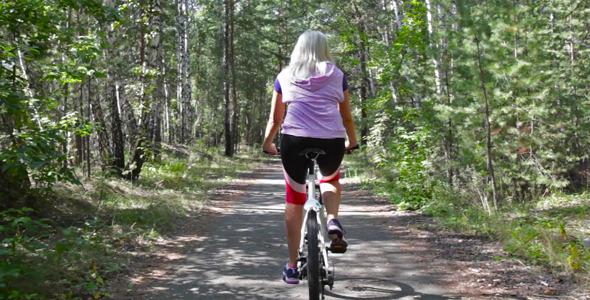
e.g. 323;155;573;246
307;210;321;300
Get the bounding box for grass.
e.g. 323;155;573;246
424;193;590;294
345;152;590;295
0;145;261;299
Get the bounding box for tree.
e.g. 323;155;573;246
222;0;233;157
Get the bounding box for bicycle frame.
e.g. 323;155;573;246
297;156;332;286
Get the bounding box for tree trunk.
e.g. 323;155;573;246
149;0;164;162
381;0;399;104
75;83;84;165
430;1;455;186
176;0;189;144
121;87;138;157
230;0;239;153
353;3;371;145
391;0;402;31
62;81;70;169
223;0;234;157
127;0;164;179
85;80;91;178
89;77;112;172
164;77;171;143
102;0;123;177
110;80;125;176
475;37;498;211
425;0;442;95
182;0;192;144
277;5;284;71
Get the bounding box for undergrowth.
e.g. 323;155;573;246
346;152;590;293
0;145;260;299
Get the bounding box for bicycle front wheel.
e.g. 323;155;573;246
307;210;321;300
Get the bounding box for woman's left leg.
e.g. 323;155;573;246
320;180;341;222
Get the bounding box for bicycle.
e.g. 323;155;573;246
264;144;358;300
298;147;336;300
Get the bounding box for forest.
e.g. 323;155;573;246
1;0;590;298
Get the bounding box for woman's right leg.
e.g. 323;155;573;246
285;203;303;266
316;138;345;224
315;139;346;245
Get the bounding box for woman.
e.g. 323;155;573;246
262;30;358;284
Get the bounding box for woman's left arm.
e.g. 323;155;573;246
262;91;284;154
339;90;358;150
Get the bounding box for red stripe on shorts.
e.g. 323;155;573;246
285;181;306;205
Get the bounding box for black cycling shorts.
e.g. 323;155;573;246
280;134;345;185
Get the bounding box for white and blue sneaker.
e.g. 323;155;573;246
282;263;300;284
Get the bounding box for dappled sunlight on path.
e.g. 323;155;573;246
115;160;458;299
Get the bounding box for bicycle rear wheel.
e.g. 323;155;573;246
306;210;321;300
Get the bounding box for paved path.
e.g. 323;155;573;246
143;162;459;299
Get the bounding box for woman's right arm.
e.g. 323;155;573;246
262;91;284;154
339;90;358;150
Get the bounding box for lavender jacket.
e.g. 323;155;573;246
275;64;347;139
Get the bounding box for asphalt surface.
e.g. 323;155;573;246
143;162;459;299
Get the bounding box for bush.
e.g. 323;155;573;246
370;125;434;209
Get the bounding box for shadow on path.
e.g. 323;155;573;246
120;161;459;299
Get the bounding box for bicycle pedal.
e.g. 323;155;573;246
329;241;347;253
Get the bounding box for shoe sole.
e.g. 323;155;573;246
328;232;341;241
328;229;343;241
282;274;300;284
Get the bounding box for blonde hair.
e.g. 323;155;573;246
288;30;333;80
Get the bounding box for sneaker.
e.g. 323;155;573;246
282;263;300;284
327;219;346;242
327;219;348;253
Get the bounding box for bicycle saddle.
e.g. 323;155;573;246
298;148;326;157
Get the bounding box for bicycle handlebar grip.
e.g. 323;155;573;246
345;144;360;154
